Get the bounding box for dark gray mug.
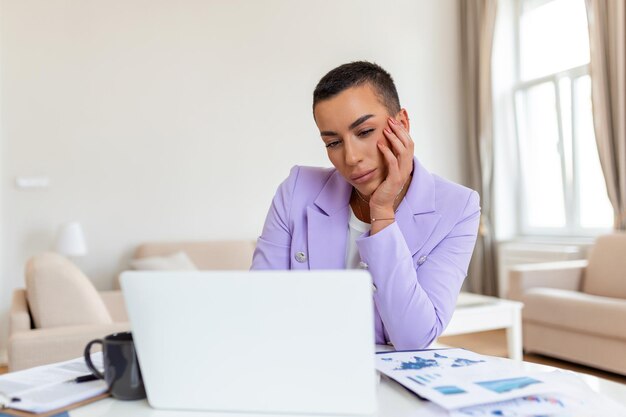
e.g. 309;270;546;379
84;331;146;400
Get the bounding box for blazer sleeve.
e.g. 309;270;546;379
250;166;300;270
357;190;481;350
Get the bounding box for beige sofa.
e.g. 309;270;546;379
8;240;255;371
132;240;255;270
508;233;626;375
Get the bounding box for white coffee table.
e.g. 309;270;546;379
440;292;524;360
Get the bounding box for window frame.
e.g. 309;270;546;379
512;0;612;237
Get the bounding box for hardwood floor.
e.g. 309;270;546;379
439;329;626;384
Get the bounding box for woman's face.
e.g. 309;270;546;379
313;83;405;197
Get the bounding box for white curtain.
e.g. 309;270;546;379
586;0;626;230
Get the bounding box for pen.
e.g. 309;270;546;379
74;374;98;383
0;396;21;408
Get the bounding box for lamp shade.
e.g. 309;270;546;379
55;222;88;257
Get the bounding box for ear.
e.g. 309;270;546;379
396;108;410;131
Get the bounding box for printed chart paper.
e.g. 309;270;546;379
375;349;560;410
449;370;626;417
449;393;583;416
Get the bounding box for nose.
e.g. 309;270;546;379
343;137;362;166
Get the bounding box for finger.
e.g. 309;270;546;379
384;127;413;175
377;142;401;181
383;127;406;157
388;122;414;162
388;118;413;148
387;118;410;145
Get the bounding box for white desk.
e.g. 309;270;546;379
69;360;626;417
441;292;524;360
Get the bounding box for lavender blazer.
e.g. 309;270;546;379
251;157;480;350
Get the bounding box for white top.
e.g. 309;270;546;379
346;207;371;269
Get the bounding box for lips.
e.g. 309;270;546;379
350;168;376;184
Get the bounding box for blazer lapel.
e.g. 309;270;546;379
306;157;440;265
395;204;441;256
396;157;442;256
307;171;351;269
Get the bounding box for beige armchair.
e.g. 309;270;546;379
509;233;626;375
8;252;131;371
9;289;130;371
9;240;255;371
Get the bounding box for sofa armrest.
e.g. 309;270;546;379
8;322;131;371
10;289;32;335
508;260;587;301
99;290;128;322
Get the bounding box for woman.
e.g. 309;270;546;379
251;61;480;350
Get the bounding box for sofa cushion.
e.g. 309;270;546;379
522;287;626;340
583;233;626;299
130;251;197;271
133;241;255;270
25;252;113;329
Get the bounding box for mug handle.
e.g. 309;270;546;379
84;339;105;379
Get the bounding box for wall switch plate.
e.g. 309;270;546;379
15;176;50;189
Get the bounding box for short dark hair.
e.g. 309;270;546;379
313;61;401;115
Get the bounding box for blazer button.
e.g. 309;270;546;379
417;255;427;266
358;261;369;269
295;252;307;263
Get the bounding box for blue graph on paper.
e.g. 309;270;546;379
457;394;568;416
394;352;485;371
407;372;443;386
476;376;542;394
397;357;439;370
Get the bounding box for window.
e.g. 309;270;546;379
513;0;613;235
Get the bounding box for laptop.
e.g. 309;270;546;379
120;270;378;415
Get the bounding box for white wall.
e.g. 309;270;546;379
0;0;464;355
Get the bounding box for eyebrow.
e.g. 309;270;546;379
320;114;375;137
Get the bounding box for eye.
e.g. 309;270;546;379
357;129;374;137
325;140;341;149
